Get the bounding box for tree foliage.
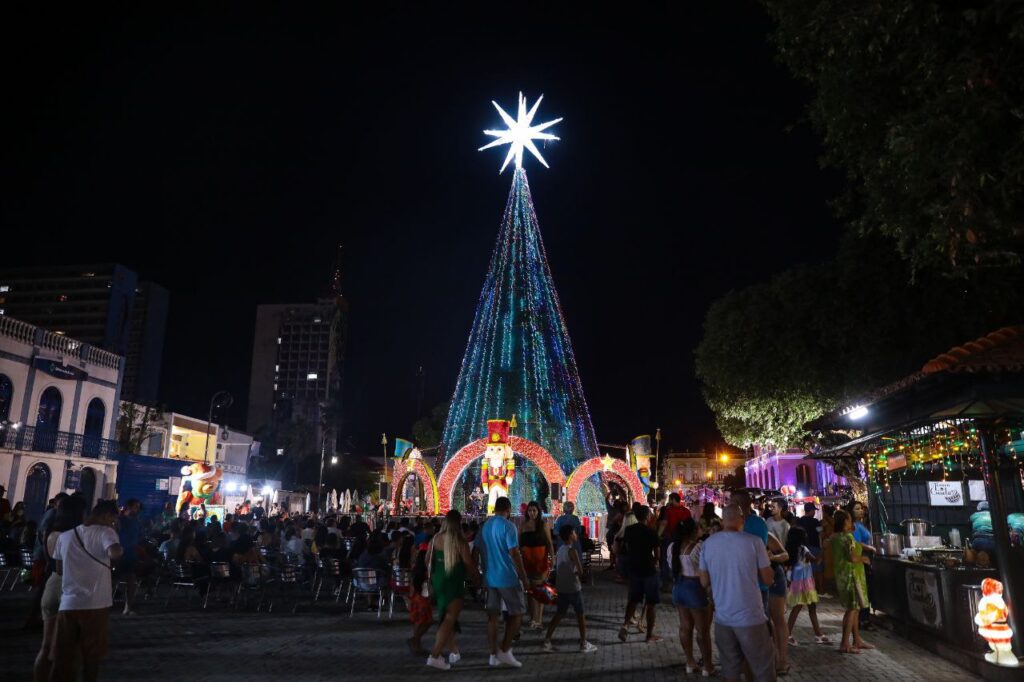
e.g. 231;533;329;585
412;401;449;449
696;234;1023;448
762;1;1024;272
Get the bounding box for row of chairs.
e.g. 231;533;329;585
0;548;35;591
142;551;412;619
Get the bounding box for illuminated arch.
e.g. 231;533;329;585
566;457;645;507
391;457;439;515
437;436;566;514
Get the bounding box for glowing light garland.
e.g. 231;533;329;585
565;456;646;507
439;167;601;510
438;436;566;515
391;457;440;515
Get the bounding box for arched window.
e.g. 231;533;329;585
79;467;97;510
0;374;12;422
796;463;813;492
769;468;776;490
24;462;51;521
34;387;62;452
83;398;105;457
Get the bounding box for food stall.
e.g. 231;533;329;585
806;327;1024;678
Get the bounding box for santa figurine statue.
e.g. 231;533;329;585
481;419;516;514
975;577;1018;667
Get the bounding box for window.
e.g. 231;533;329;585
0;375;12;422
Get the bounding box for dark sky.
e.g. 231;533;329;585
2;3;841;456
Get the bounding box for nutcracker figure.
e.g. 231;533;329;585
481;419;516;514
975;577;1018;667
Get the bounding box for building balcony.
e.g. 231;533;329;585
0;424;119;460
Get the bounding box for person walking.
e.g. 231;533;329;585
767;500;790;548
670;518;714;677
794;503;824;594
766;531;791;675
698;502;719;536
657;493;693;586
617;505;662;643
785;526;829;645
699;504;776;682
33;495;86;682
426;509;480;670
543;525;598;653
831;509;873;654
48;500;123;682
520;501;554;630
479;497;529;668
118;499;142;615
849;501;875;630
552;501;583;556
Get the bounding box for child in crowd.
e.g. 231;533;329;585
407;547;433;656
785;526;830;645
543;525;598;653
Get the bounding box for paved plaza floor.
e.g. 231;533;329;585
0;568;979;681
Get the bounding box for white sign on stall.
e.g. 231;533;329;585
155;478;169;491
906;568;943;629
169;476;182;495
927;481;964;507
968;480;987;501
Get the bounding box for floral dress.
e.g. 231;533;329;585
831;531;869;610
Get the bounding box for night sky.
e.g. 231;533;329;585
2;3;841;457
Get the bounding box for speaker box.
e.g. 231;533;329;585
378;482;390;500
550;483;562;501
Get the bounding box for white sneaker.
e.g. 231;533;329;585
580;641;598;653
426;655;451;670
496;649;523;668
542;639;556;652
489;654;501;667
448;653;461;665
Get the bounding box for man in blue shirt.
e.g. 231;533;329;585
479;496;529;669
118;499;142;615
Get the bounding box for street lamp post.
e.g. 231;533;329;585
380;434;390;518
204;391;233;465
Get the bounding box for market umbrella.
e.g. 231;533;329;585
305;492;311;513
272;489;279;505
330;489;338;512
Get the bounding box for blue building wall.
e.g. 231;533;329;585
115;453;183;522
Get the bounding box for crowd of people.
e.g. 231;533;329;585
602;491;879;681
3;484;882;681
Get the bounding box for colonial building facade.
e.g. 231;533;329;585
0;315;123;520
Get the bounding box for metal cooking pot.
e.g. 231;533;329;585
875;532;904;556
902;518;930;537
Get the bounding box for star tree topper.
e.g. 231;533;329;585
479;92;562;173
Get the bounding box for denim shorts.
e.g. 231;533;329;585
768;564;787;598
672;577;708;609
556;590;585;615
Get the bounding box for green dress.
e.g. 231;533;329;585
431;548;466;628
831;531;869;610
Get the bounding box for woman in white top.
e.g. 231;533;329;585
669;518;713;677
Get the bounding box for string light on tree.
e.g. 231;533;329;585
441;94;601;511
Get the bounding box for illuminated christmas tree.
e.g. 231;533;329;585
441;94;600;510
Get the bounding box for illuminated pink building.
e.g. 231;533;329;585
743;445;844;494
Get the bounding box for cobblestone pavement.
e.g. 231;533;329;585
0;568;979;681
